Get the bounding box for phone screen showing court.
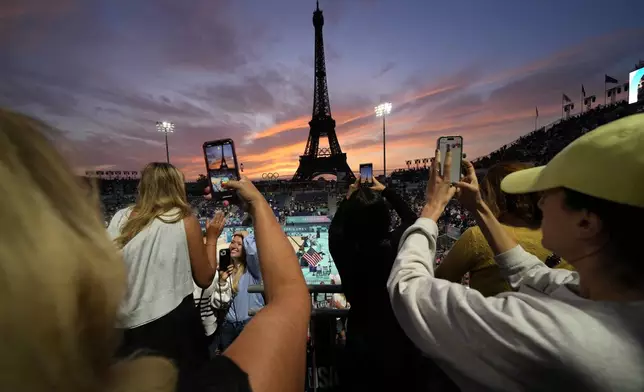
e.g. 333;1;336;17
438;137;463;183
205;142;238;194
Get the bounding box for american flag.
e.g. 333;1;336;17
303;247;323;267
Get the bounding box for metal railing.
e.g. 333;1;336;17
247;284;347;317
248;284;347;391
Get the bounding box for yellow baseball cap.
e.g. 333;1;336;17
501;113;644;208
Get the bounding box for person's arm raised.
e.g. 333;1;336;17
185;212;223;288
242;234;261;280
221;177;311;392
454;160;575;290
371;177;417;225
453;160;516;255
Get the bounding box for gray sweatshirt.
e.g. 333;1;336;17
387;218;644;392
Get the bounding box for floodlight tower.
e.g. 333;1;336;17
375;102;392;178
156;121;175;163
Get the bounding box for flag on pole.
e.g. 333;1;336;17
303;247;323;267
563;94;572;102
582;85;586;97
605;75;619;84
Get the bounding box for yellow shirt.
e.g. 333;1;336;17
440;225;574;297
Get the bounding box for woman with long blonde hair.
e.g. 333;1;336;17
0;108;311;392
107;162;221;380
210;231;264;354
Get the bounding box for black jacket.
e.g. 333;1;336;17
329;187;460;391
329;187;417;323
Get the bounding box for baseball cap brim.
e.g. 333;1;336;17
500;166;551;194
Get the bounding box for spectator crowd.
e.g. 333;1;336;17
2;98;644;392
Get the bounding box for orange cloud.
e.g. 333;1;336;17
174;29;639;181
251;116;310;139
175;102;550;181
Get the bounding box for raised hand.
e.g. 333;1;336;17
219;263;235;282
370;177;386;192
422;146;457;221
453;159;482;211
206;211;226;242
346;175;361;200
222;175;265;207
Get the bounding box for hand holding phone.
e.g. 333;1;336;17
203;139;241;204
359;163;373;184
221;176;265;207
437;136;464;183
218;248;232;272
219;264;235;283
369;176;386;192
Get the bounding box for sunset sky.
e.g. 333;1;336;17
2;0;643;180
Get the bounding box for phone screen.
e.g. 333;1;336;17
437;136;463;183
359;163;373;183
203;139;240;202
218;248;231;271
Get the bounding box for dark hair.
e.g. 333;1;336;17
343;187;390;242
481;162;542;225
563;188;644;289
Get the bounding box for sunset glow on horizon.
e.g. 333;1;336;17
2;0;643;181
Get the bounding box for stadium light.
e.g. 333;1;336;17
156;121;175;163
374;102;392;179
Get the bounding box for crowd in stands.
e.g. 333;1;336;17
474;100;644;169
290;191;328;216
4;97;644;392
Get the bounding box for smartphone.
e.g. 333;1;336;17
218;248;231;271
203;139;241;203
437;136;464;183
359;163;373;183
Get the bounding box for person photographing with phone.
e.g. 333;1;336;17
388;120;644;391
108;162;219;380
329;175;452;390
207;227;264;355
0;108;313;392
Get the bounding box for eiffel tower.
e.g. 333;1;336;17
219;154;228;170
292;1;355;182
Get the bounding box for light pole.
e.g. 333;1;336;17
156;121;175;163
375;102;392;179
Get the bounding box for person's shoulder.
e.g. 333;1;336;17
161;207;188;220
183;214;202;235
115;206;133;217
182;212;199;223
509;226;551;260
185;355;252;392
109;207;132;225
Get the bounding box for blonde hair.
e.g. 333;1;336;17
0;109;176;391
114;162;191;248
231;233;247;293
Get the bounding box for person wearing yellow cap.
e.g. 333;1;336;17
388;114;644;391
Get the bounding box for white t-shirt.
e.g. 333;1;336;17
108;207;193;329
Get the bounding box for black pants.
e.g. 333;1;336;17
117;295;209;381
